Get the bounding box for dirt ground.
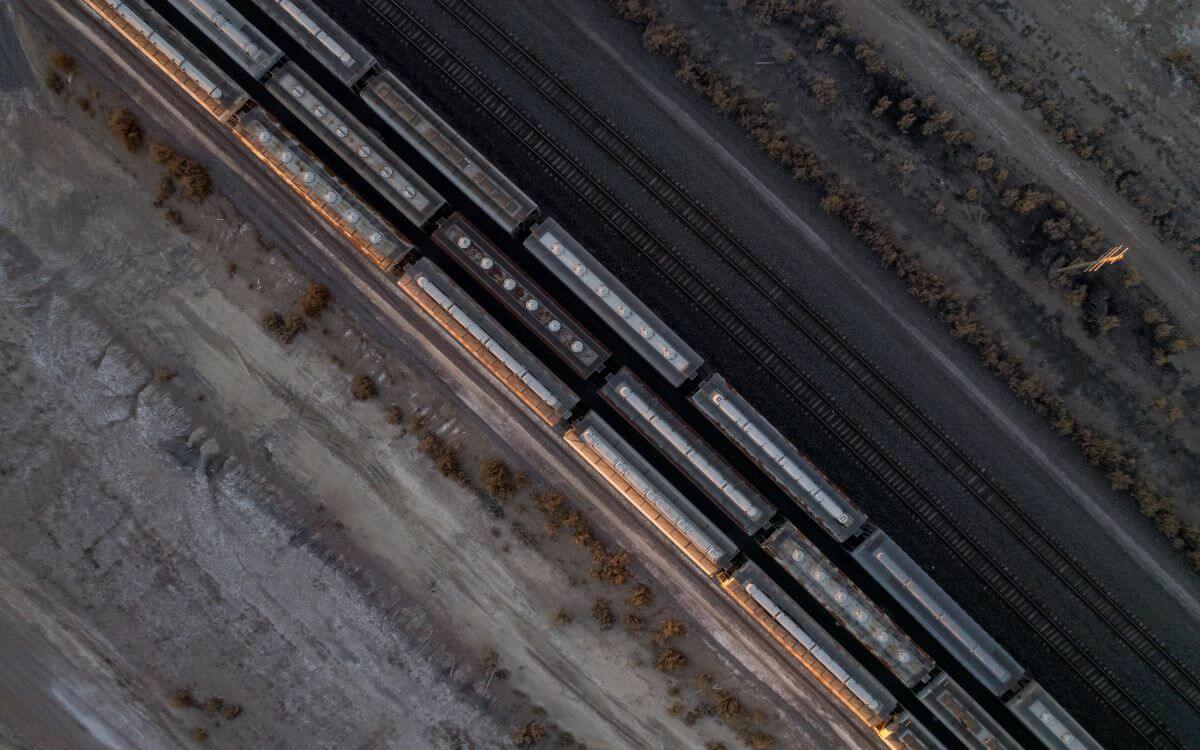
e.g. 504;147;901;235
0;2;879;748
628;0;1200;564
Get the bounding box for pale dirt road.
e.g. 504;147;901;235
839;0;1200;335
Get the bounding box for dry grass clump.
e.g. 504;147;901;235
261;310;304;344
652;619;686;645
417;433;469;485
553;608;573;625
511;721;546;747
351;373;376;401
50;51;77;74
190;726;209;742
147;141;212;201
591;599;614;630
481;458;517;500
108;108;143;151
222;704;242;720
169;688;194;709
299;282;332;317
654;648;687;672
628;583;653;608
385;404;405;425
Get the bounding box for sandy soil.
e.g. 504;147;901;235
0;2;878;748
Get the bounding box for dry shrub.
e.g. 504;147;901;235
589;549;631;585
809;76;838;106
481;459;516;500
714;689;741;720
153;176;175;207
417;433;468;485
149;141;176;164
45;71;65;94
169;688;194;709
261;310;305;344
629;583;653;608
201;696;224;714
386;404;404;425
191;727;209;742
654;648;687;672
622;612;645;631
299;282;332;317
152;367;177;383
553;608;573;625
591;599;614;630
223;704;242;720
351;374;376;401
50;51;77;74
653;618;686;645
167;154;213;202
511;722;546;747
108;108;143;151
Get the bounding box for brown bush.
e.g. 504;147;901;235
1165;47;1193;69
191;727;209;742
223;704;242;720
554;608;573;625
45;71;65;94
299;282;332;317
589;549;631;585
351;374;377;401
154;176;175;207
622;612;645;631
654;648;687;672
481;459;517;500
653;618;686;645
261;310;304;344
109;108;143;151
809;76;838;106
200;696;224;714
591;599;614;630
417;433;468;485
167;154;213;202
629;583;653;608
169;688;194;709
386;404;404;424
511;721;546;747
50;51;77;74
714;689;741;720
149;141;176;165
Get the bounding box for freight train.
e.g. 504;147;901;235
84;2;1102;747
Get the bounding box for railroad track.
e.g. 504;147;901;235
362;0;1196;743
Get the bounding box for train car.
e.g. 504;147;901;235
880;711;947;750
918;673;1019;750
853;531;1024;696
764;524;934;687
721;561;899;728
1006;682;1102;750
600;367;774;533
249;0;374;84
362;71;538;234
564;412;736;575
233;109;415;274
266;62;446;228
433;213;609;377
166;0;281;78
400;259;578;428
690;375;867;541
524;219;704;387
82;0;248;122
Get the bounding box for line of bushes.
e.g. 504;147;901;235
613;0;1200;570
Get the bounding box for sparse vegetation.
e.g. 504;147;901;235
654;648;687;672
417;433;468;485
152;367;177;383
299;282;331;317
351;373;376;401
511;721;546;747
591;598;614;630
481;458;517;501
261;310;305;344
108;108;143;151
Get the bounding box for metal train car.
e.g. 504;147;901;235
764;524;935;687
691;374;867;541
250;0;374;84
853;531;1024;696
433;213;609;377
918;673;1019;749
525;219;704;386
166;0;281;78
1006;682;1102;750
721;561;899;727
266;62;447;228
83;0;248;121
362;71;539;235
400;259;578;427
880;711;947;750
564;412;737;575
233;109;415;275
600;367;774;533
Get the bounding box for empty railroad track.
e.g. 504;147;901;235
361;0;1197;744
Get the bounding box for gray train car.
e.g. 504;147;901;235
525;219;704;386
234;109;414;275
764;524;934;687
918;673;1019;750
400;259;578;428
1006;682;1102;750
564;412;736;575
362;71;538;234
266;62;446;227
881;711;947;750
250;0;374;84
166;0;281;78
691;374;867;541
600;368;774;533
853;531;1024;696
83;0;248;122
433;213;609;377
722;561;898;728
